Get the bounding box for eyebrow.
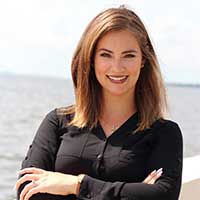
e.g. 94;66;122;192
122;50;138;54
98;48;138;54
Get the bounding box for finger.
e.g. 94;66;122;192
24;186;41;200
15;174;38;190
148;170;163;184
143;168;163;184
156;168;163;174
18;167;45;175
143;170;157;183
19;181;38;200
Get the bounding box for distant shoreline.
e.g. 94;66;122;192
1;72;200;88
166;83;200;88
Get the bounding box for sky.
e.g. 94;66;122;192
0;0;199;84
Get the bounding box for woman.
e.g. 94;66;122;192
15;6;183;200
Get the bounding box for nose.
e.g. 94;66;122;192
111;58;124;71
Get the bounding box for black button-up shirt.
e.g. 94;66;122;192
17;108;183;200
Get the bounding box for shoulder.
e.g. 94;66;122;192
153;119;180;130
45;105;74;128
150;119;183;141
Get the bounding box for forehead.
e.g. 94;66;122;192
96;29;141;50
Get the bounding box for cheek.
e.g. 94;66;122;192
94;55;111;72
94;65;104;83
127;66;142;81
130;66;141;73
122;58;142;70
94;61;108;77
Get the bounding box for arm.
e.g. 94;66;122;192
17;109;70;200
77;121;183;200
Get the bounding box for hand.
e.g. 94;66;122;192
15;167;79;200
143;168;163;184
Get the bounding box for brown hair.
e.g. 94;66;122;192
61;6;167;131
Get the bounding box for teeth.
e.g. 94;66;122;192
108;75;127;81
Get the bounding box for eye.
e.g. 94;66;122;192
124;54;136;58
100;53;111;58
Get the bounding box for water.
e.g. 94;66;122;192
0;74;200;200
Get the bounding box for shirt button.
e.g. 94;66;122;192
97;154;103;160
86;193;92;198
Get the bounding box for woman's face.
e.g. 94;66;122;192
94;29;143;98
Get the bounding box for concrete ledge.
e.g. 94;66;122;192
179;155;200;199
180;178;200;200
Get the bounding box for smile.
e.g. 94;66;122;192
106;75;128;83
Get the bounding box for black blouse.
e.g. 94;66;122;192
17;108;183;200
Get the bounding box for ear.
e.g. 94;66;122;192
141;59;146;68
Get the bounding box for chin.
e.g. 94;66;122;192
105;89;133;97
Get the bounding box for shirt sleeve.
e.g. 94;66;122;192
17;109;69;200
77;121;183;200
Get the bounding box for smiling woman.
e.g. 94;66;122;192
94;29;144;135
15;5;183;200
94;29;143;102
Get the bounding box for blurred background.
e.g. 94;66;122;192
0;0;199;199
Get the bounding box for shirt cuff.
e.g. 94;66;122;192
77;175;125;199
77;175;105;199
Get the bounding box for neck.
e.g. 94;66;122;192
100;92;136;122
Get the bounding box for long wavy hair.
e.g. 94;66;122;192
60;6;167;132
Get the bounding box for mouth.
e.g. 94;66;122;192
106;75;128;83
